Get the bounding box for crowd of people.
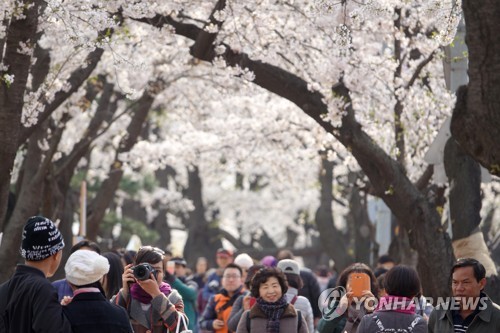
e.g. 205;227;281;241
1;215;500;333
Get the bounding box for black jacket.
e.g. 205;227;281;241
63;291;133;333
0;265;72;333
299;268;322;318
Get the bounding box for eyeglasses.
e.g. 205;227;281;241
139;246;165;255
223;274;241;280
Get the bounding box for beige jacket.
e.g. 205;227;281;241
235;303;309;333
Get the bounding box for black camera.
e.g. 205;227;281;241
132;263;157;281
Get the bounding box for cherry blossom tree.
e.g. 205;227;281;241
124;0;459;297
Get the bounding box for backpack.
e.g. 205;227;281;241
372;315;422;333
245;309;302;332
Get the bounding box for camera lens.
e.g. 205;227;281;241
135;267;146;279
133;263;152;281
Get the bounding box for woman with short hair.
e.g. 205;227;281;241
113;246;187;333
235;267;308;333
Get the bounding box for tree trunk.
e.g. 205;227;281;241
182;166;222;268
389;225;418;266
0;124;56;282
0;0;41;230
151;208;171;249
444;137;499;301
450;0;500;175
314;151;353;272
349;181;372;264
444;138;482;239
51;190;77;280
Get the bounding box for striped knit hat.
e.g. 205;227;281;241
20;216;65;261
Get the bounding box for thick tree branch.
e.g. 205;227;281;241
415;165;434;191
218;228;248;249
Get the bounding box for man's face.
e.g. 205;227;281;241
175;263;186;277
216;255;233;269
221;268;242;292
452;266;486;308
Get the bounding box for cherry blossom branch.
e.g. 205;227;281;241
406;50;437;89
19;47;105;145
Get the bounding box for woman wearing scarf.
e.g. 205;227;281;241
357;265;427;333
113;246;187;333
236;267;308;333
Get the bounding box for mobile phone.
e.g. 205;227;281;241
349;272;371;298
249;296;256;307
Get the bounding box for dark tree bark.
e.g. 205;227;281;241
0;122;61;282
451;0;500;176
285;227;299;248
52;190;77;280
0;0;42;230
0;29;106;265
444;137;500;302
444;138;482;240
315;151;353;271
182;166;223;268
389;225;418;267
151;209;171;249
258;229;278;249
31;41;51;92
150;168;176;249
349;180;372;264
190;0;226;60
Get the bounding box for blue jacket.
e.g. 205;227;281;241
52;279;73;302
